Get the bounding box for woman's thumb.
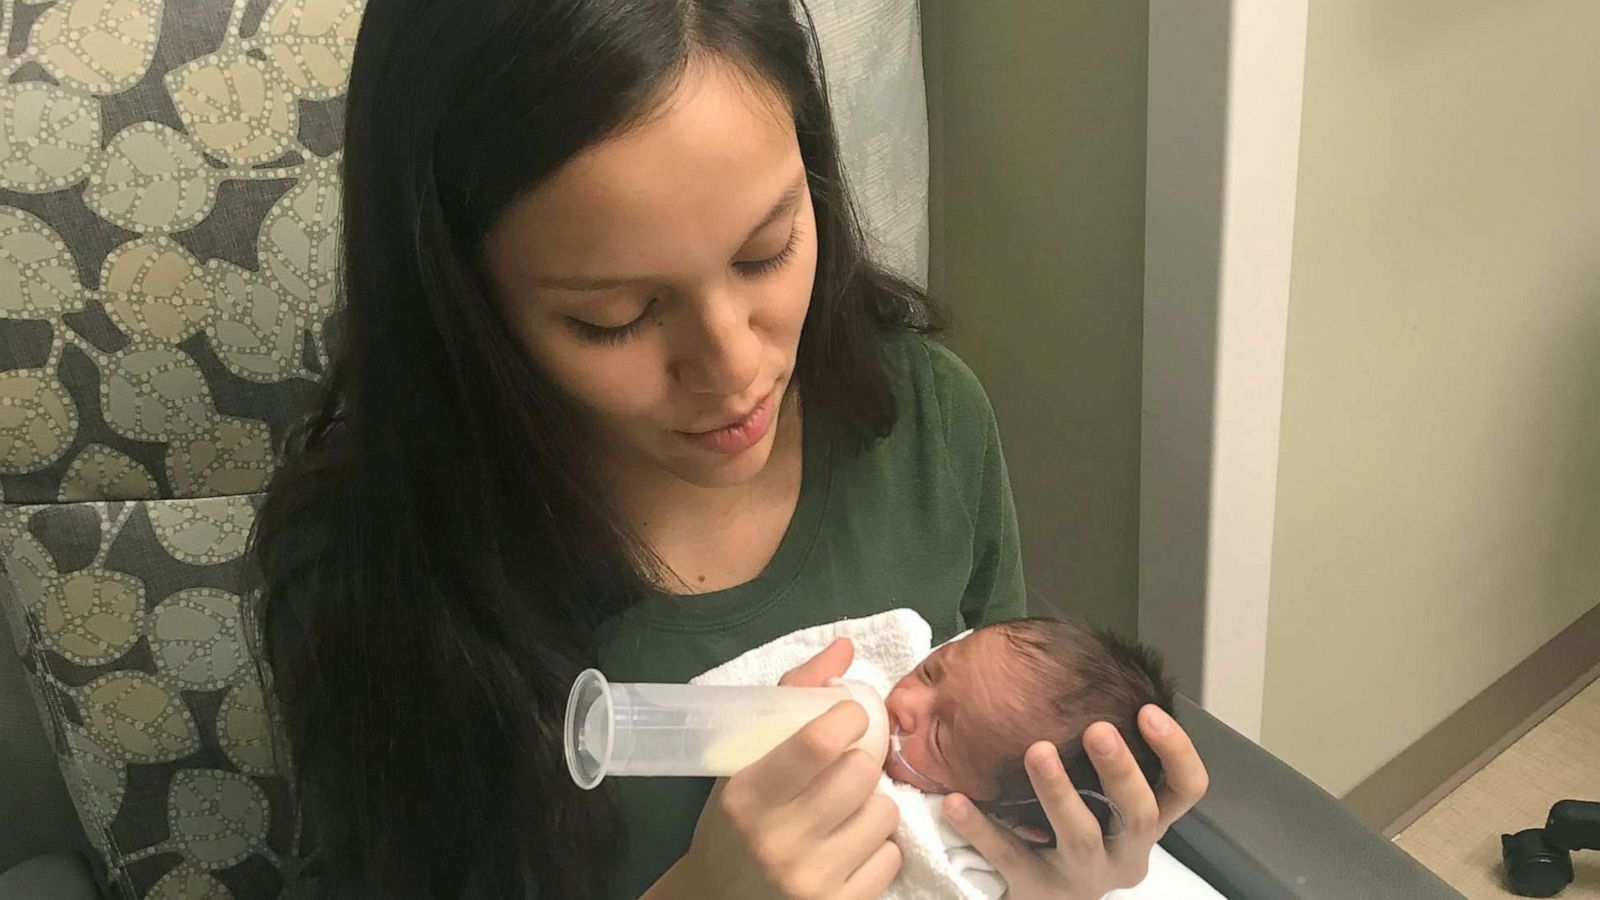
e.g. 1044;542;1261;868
778;637;854;687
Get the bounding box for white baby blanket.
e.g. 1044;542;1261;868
690;609;1225;900
691;609;997;899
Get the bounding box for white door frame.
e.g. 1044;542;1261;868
1139;0;1309;741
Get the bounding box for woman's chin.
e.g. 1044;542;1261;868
664;452;768;489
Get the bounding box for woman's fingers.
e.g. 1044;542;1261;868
1082;722;1162;859
736;700;867;805
942;793;1047;884
1021;741;1105;860
1138;705;1211;831
778;637;855;688
796;748;888;834
825;791;901;856
838;839;904;900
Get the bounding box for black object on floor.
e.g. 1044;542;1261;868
1502;799;1600;897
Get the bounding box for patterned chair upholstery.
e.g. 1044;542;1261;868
0;0;927;896
0;0;359;895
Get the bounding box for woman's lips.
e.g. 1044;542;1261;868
679;389;778;455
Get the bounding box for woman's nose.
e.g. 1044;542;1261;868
673;289;762;396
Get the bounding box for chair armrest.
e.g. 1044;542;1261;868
0;853;104;900
1161;696;1464;899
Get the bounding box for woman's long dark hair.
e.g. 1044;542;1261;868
251;0;935;897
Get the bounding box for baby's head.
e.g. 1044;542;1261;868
883;617;1175;834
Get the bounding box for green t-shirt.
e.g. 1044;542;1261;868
596;335;1026;898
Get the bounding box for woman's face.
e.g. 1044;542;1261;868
482;59;817;489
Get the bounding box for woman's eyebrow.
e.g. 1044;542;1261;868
530;175;807;293
531;271;646;292
741;175;807;244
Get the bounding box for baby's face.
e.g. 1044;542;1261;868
883;629;1035;799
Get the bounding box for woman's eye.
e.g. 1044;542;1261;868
569;303;653;345
733;225;802;278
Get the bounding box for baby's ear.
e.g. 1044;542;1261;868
1003;822;1053;845
977;799;1059;847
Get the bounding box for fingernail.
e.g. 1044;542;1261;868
946;795;971;822
1144;705;1172;736
1028;743;1063;774
1087;728;1118;758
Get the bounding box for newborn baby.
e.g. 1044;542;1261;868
690;610;1205;899
882;617;1176;844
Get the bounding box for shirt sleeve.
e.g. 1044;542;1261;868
920;340;1028;627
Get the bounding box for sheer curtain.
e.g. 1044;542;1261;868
805;0;931;285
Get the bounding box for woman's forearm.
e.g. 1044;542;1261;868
638;856;695;899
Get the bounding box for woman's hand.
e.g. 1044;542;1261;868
653;638;903;900
942;705;1210;900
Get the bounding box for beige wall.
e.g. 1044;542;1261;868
922;1;1149;634
1261;0;1600;794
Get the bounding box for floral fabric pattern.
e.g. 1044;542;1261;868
0;0;359;895
2;497;294;898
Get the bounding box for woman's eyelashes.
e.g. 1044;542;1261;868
567;227;803;345
733;224;803;278
569;300;655;345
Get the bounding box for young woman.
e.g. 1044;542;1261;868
252;0;1209;897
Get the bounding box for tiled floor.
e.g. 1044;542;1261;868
1396;676;1600;899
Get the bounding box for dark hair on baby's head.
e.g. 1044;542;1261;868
980;617;1176;841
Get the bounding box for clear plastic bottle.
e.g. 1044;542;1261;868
564;668;890;789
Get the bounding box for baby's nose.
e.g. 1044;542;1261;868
885;686;924;734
